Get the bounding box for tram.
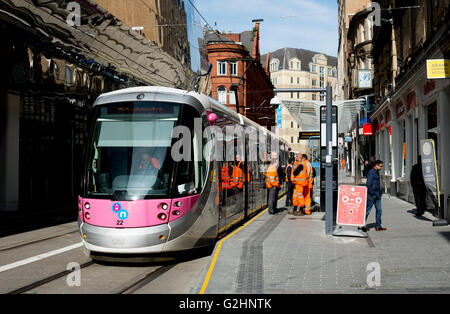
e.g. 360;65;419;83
78;86;290;257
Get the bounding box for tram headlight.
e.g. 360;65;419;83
157;213;167;220
175;201;182;207
84;202;90;210
159;203;169;210
85;212;91;220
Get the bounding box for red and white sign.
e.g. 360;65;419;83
336;185;367;226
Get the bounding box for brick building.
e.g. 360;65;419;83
205;22;275;128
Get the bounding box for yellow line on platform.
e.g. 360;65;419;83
199;195;286;294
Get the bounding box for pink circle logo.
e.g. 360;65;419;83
112;203;122;212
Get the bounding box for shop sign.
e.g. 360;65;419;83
363;123;373;135
358;69;373;88
426;59;450;79
276;105;282;128
420;139;441;207
336;185;368;226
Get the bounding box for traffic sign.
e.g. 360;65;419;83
336;185;367;226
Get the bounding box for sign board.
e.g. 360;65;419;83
344;136;352;142
358;69;373;88
276;105;282;129
426;59;450;79
420;139;440;207
320;105;338;147
336;185;367;226
299;131;320;140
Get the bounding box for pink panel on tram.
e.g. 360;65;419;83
79;194;201;227
80;198;173;228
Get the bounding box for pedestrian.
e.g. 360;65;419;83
301;154;313;215
291;155;308;216
363;160;387;231
266;152;280;215
410;156;427;217
285;158;295;208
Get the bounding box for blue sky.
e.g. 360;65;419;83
196;0;338;57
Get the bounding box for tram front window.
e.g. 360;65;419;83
86;101;182;200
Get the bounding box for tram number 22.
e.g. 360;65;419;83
116;220;124;226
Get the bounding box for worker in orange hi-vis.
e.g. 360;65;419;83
291;157;306;216
230;154;244;190
301;154;314;215
341;158;345;171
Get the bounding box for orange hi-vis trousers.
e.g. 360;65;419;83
293;185;304;207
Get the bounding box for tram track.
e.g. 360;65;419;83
0;230;79;252
6;261;95;294
117;263;178;294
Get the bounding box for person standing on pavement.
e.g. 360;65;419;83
363;160;387;231
301;154;313;215
285;158;295;208
410;156;427;217
291;156;308;216
266;152;280;215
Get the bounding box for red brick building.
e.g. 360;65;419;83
205;22;275;128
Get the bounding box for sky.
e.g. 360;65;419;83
196;0;339;57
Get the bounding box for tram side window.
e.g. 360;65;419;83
174;105;207;196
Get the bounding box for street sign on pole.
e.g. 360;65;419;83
325;84;334;235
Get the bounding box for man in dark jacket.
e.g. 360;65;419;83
285;158;295;208
410;156;427;217
363;160;386;231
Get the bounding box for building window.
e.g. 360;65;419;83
217;86;227;104
290;77;294;84
217;61;227;75
270;60;279;72
297;77;300;84
229;89;236;105
291;121;294;128
311;65;316;72
291;136;294;143
312;79;316;86
297;62;300;70
320;66;324;77
328;68;332;76
312;94;316;100
230;62;237;76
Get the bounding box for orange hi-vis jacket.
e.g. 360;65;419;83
221;165;231;190
266;164;280;189
230;161;244;189
292;161;309;187
303;159;314;188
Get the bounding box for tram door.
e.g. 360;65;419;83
308;136;320;205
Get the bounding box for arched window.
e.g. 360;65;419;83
217;86;227;104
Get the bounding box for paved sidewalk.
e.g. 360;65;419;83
194;172;450;294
